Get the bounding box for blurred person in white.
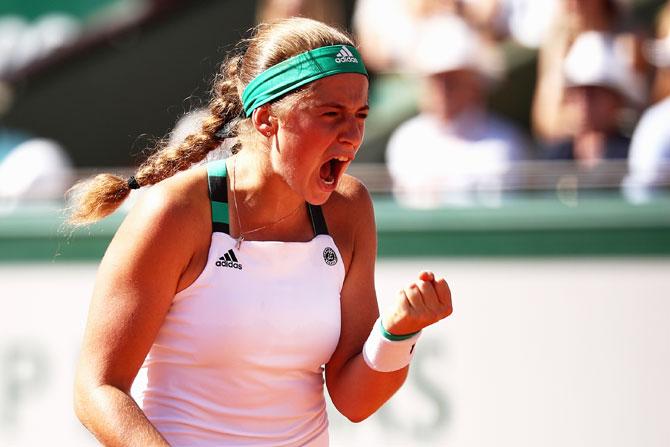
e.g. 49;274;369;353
353;0;508;72
494;0;560;48
648;1;670;103
532;0;646;143
0;13;81;79
0;135;73;205
385;15;528;208
354;0;457;72
542;31;644;168
623;1;670;203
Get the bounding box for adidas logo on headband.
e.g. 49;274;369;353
335;45;358;64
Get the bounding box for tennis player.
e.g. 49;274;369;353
71;17;452;446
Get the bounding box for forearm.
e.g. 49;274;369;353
75;384;170;447
327;353;409;423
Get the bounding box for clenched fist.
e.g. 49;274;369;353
382;271;452;335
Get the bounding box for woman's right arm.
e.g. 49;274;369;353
73;175;207;446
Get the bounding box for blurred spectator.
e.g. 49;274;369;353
442;0;561;47
0;13;81;80
353;0;506;72
649;0;670;103
256;0;345;27
0;134;73;204
623;2;670;203
532;0;646;142
493;0;560;47
353;0;453;72
386;16;529;208
542;32;643;169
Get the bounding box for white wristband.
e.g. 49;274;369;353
362;318;421;372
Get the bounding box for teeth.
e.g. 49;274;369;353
334;156;348;162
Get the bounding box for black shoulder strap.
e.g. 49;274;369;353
307;203;329;236
207;159;230;234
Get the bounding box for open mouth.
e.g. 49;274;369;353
319;156;350;186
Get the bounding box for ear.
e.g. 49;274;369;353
251;104;278;138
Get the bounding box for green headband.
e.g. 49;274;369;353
241;44;368;117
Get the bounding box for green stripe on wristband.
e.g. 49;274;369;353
379;319;420;341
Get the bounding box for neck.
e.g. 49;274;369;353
230;148;306;238
434;106;485;133
573;131;607;169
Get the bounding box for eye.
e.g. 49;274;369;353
322;111;339;117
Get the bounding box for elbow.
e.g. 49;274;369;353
332;398;383;423
73;372;103;427
344;411;373;424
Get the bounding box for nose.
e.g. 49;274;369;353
338;116;365;150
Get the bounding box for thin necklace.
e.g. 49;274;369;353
231;157;303;250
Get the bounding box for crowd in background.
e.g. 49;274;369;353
1;0;669;207
353;0;670;207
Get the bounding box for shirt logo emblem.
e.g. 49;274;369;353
216;249;243;270
323;247;338;266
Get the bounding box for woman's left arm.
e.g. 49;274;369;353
324;181;452;422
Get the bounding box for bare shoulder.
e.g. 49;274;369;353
119;166;211;245
131;166;209;221
107;166;210;261
324;174;374;219
102;166;212;292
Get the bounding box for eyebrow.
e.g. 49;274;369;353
317;102;370;112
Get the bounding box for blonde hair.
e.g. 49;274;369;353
68;17;354;225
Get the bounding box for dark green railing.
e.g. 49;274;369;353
2;192;669;262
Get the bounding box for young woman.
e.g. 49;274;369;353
71;17;452;446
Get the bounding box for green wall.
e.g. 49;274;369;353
2;194;668;262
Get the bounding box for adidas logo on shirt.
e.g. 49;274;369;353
335;46;358;64
216;249;243;270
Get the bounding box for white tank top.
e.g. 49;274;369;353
131;160;344;446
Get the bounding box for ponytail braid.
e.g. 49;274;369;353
67;55;244;225
68;17;356;226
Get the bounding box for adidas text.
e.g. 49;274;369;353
335;55;358;63
216;260;242;270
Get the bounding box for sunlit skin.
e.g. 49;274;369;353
271;73;370;205
423;69;483;122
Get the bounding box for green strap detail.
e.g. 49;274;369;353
379;319;421;341
211;201;229;225
207;160;229;226
207;159;228;178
